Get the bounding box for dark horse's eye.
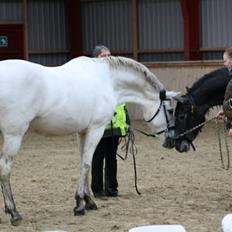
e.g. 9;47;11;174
178;114;185;121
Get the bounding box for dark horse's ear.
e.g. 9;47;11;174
185;86;190;93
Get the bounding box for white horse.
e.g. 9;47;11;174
0;56;177;225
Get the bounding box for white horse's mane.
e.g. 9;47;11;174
95;56;164;90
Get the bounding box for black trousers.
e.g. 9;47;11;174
91;136;119;193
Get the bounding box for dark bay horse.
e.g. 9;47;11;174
172;67;232;152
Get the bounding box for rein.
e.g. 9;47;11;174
145;89;173;136
173;115;218;151
117;89;173;195
175;113;231;170
118;122;163;196
119;128;141;195
174;116;217;139
145;100;162;123
216;120;230;170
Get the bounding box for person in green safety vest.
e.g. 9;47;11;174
91;45;130;198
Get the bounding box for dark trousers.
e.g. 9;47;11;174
91;136;119;193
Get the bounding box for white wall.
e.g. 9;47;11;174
127;61;222;120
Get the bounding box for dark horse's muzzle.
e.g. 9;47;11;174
165;131;192;152
175;139;191;152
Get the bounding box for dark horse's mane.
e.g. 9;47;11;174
187;67;232;109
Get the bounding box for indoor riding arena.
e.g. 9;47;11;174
0;1;232;232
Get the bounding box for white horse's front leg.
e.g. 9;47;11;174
74;128;104;216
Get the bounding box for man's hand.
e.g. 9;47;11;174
228;128;232;137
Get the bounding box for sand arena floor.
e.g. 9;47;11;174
0;121;231;232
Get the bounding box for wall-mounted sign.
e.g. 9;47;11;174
0;36;8;47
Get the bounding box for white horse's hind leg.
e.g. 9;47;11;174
83;169;97;211
74;128;104;215
81;135;98;211
0;130;27;226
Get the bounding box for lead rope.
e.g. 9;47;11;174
109;121;141;195
120;127;141;195
175;116;217;139
116;115;164;195
216;120;230;170
176;115;230;170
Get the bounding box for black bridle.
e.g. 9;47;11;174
144;89;174;136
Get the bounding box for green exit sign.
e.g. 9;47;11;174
0;36;8;47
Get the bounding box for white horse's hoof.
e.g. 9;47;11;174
84;195;97;210
10;215;22;226
85;202;97;210
73;206;85;216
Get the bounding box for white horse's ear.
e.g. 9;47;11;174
166;91;181;98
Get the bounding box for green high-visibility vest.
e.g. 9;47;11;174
105;104;127;136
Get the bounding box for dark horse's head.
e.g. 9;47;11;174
171;67;232;152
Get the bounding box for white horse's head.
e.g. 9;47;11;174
143;90;179;149
103;56;179;148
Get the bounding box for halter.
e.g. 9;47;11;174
172;92;198;150
115;90;174;138
174;92;210;150
174;93;196;135
145;89;174;136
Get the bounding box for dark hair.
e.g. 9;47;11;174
225;47;232;59
92;45;109;57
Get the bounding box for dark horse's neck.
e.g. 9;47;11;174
188;67;232;115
